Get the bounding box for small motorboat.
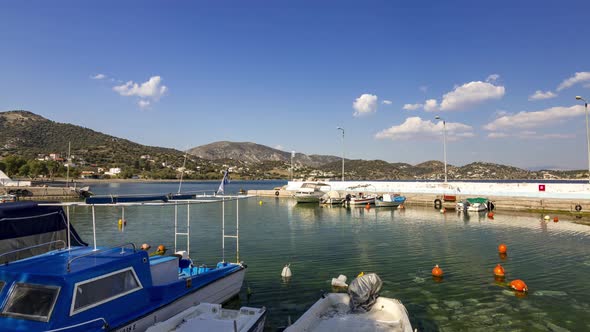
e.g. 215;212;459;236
375;194;406;208
457;197;490;212
146;303;266;332
286;273;413;332
320;190;344;205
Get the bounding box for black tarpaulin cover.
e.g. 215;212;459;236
0;202;87;263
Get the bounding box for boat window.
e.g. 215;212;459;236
71;267;142;315
1;283;60;322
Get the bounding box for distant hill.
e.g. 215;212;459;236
0;110;205;175
187;141;341;167
1;110;586;181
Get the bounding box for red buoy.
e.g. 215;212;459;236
510;279;528;292
487;212;494;219
432;264;444;277
365;203;370;210
498;243;507;254
553;216;559;223
493;264;505;277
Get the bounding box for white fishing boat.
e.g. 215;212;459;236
375;194;406;208
145;303;266;332
295;182;330;203
287;273;413;332
344;184;377;206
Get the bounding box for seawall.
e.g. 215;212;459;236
247;180;590;213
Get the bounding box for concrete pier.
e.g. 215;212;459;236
248;180;590;213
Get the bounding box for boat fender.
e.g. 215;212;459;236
275;191;280;196
488;201;495;211
575;204;582;212
434;199;442;209
281;264;292;278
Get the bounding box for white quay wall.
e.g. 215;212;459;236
286;181;590;199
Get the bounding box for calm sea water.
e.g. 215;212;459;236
69;181;590;331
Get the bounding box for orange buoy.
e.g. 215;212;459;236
487;212;494;219
553;216;559;223
365;203;370;210
493;264;505;277
432;264;444;277
498;243;507;254
398;204;405;210
509;279;528;292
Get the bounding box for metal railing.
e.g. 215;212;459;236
0;240;66;264
67;243;136;272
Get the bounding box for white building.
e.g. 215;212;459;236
105;168;122;176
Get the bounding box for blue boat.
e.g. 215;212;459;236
0;199;247;332
374;193;407;208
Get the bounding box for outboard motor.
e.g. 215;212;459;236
347;273;383;312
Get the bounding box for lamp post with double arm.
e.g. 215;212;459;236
576;96;590;183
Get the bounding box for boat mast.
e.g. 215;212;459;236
178;150;188;193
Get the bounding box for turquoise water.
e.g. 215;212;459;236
70;181;590;331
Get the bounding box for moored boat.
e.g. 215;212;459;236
0;196;248;332
375;194;406;208
295;182;330;204
457;197;491;212
320;190;344;205
286;273;412;332
145;303;266;332
344;184;377;206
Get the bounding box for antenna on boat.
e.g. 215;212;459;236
65;141;71;188
178;149;189;193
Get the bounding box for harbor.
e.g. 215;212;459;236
59;182;590;330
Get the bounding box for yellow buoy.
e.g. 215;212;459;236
259;200;263;206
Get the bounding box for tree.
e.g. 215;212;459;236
3;155;27;176
28;160;47;179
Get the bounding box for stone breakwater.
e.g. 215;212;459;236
247;181;590;213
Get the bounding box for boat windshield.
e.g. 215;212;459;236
2;283;61;322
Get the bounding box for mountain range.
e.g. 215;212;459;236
0;110;587;180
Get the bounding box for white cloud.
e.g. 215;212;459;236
557;71;590;91
483;105;584;131
375;116;474;141
113;76;168;100
488;131;575;140
528;90;557;101
138;100;151;109
440;81;505;111
91;73;106;80
486;74;500;83
353;94;378;117
423;99;439;112
419;86;428;93
274;145;284;150
382;100;392;105
403;103;423;111
487;132;509;138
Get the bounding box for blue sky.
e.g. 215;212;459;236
2;1;590;170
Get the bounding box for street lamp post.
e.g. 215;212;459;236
337;127;345;181
575;96;590;184
435;116;448;183
291;151;295;181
